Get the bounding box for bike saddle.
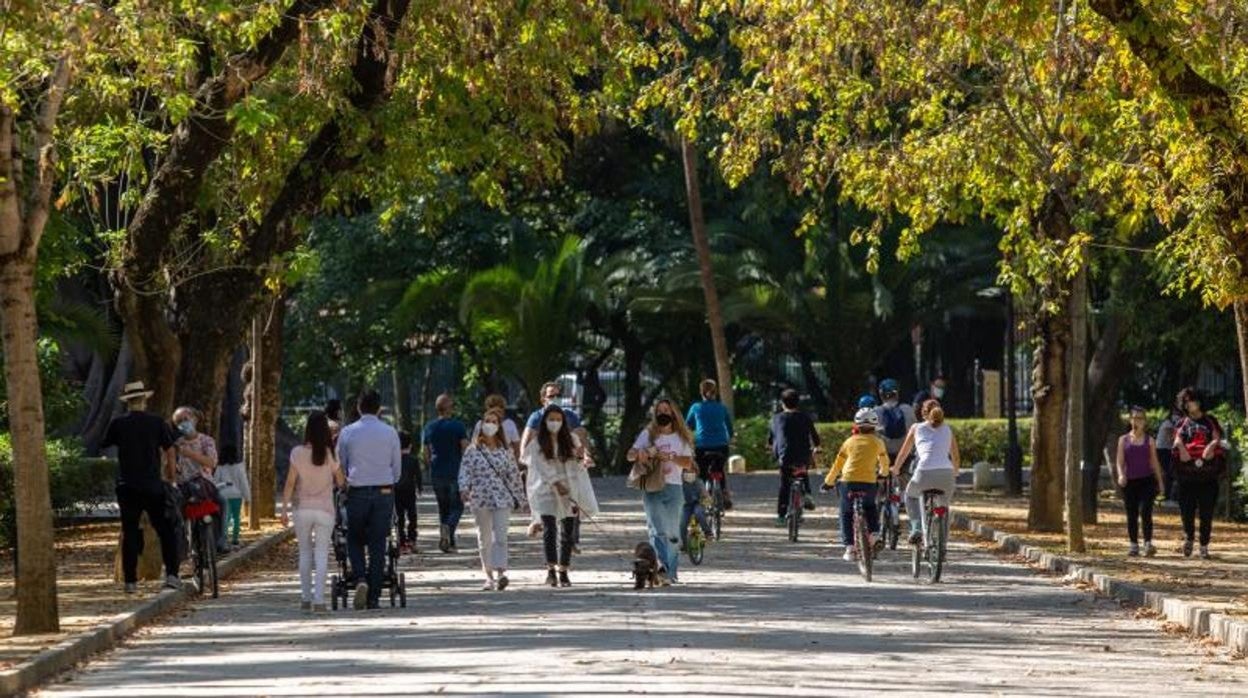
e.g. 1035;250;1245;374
922;488;946;496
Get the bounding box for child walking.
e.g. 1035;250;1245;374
213;444;251;548
396;432;422;552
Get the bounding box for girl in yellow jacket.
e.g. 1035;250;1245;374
822;409;890;561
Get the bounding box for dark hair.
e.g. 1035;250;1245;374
780;389;800;410
399;431;412;450
358;390;382;415
537;404;576;461
304;410;333;466
325;399;342;421
219;444;239;464
1176;386;1201;411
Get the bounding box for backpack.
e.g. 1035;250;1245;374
880;405;907;440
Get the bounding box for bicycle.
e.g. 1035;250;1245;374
877;474;902;551
184;501;219;598
705;470;726;541
686;511;707;565
842;489;874;582
785;466;809;543
911;488;949;583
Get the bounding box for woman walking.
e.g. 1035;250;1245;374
471;394;522;460
460;408;527;591
1171;387;1228;559
281;411;345;612
525;405;598;587
628;399;695;583
1115;407;1166;557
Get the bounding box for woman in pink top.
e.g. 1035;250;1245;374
281;411;345;612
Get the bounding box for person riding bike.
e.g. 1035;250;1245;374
685;379;734;510
822;409;890;561
769;389;820;526
890;399;960;544
874;378;916;472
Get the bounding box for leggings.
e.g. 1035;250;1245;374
225;498;244;543
541;515;576;567
1121;477;1157;544
1176;479;1219;546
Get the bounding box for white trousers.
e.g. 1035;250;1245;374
294;508;334;603
474;507;512;573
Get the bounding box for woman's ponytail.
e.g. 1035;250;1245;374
922;399;945;427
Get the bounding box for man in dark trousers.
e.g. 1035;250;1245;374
102;381;182;593
768;388;821;525
337;390;402;610
395;431;422;552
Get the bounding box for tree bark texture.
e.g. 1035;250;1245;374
1028;307;1070;532
251;297;285;518
680;137;735;415
1064;262;1088;552
1083;308;1129;524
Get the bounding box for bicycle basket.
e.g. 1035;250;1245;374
184;499;220;520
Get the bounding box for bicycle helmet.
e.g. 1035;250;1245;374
857;394;878;409
853;408;880;427
878;378;899;394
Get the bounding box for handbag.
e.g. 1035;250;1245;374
628;457;666;493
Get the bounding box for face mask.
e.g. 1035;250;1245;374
884;399;898;408
177;420;195;436
932;386;946;399
656;414;674;427
545;420;563;434
482;422;500;437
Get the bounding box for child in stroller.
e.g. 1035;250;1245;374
329;487;408;609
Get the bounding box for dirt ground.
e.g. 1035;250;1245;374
0;519;283;670
957;491;1248;615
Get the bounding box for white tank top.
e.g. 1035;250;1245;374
914;422;954;471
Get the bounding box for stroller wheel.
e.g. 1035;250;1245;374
330;574;340;610
398;573;407;608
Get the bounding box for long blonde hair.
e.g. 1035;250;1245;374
647;398;693;446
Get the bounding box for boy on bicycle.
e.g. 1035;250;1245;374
769;389;821;526
822;409;890;561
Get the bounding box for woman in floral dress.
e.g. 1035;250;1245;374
459;408;528;590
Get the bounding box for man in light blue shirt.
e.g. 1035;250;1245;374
336;390;400;610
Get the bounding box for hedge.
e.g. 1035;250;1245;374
0;436;117;548
735;415;1034;472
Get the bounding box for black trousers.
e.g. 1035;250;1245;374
395;492;417;545
1176;479;1219;546
777;465;812;517
1121;477;1157;544
117;483;180;583
541;515;575;567
695;446;731;490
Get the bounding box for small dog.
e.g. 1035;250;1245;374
632;542;661;589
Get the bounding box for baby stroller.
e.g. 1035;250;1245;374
329;488;408;609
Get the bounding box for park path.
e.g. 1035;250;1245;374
37;475;1245;697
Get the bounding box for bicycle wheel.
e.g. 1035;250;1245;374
331;575;340;610
928;513;945;583
204;522;219;599
854;504;872;582
687;522;705;566
711;482;724;541
911;533;922;579
787;487;801;542
191;525;205;595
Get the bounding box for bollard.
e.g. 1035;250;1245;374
728;454;747;474
972;461;994;492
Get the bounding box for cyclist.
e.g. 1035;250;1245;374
874;379;916;468
822;409;890;561
768;389;820;526
685;379;735;509
890;399;960;544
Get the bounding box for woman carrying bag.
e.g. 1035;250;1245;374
460;408;528;591
628;399;695;584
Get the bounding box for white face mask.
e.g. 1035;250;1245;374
482;422;500;438
884;399;898;408
545;420;563;434
932;386;946;399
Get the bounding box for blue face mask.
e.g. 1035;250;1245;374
177;420;196;436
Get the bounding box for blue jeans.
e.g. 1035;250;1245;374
346;487;394;607
432;481;464;542
643;484;683;579
680;479;710;548
839;482;879;546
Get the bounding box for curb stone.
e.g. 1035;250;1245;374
1;525;294;696
950;512;1248;657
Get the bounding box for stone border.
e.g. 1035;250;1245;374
951;512;1248;657
0;526;294;696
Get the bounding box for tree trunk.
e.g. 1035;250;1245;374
1064;262;1088;552
218;347;247;452
799;352;832;420
79;335;131;455
246;314;263;530
253;297;285;516
1027;308;1070;532
1083;310;1128;524
616;333;648;472
680;137;734;415
0;261;61;633
393;360;413;435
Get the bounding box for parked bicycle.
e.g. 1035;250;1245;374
911;488;949;583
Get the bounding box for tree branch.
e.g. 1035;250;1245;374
24;53;73;254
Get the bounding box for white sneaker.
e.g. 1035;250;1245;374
842;546;857;562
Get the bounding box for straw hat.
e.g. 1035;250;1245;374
119;381;154;402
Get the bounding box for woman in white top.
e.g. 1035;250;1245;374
891;400;960;544
281;411;345;612
627;399;695;583
470;394;522;460
525;404;598;587
460;408;527;591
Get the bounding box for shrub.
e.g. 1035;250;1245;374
733;415;1033;471
0;435;117;548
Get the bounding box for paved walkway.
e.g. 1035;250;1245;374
38;476;1245;696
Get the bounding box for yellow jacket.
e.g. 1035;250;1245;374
825;433;890;485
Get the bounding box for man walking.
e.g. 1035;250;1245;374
337;390;401;610
102;382;182;593
422;394;468;553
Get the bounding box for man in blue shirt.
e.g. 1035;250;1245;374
337;389;402;610
422;393;468;554
519;381;583;452
685;379;735;509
